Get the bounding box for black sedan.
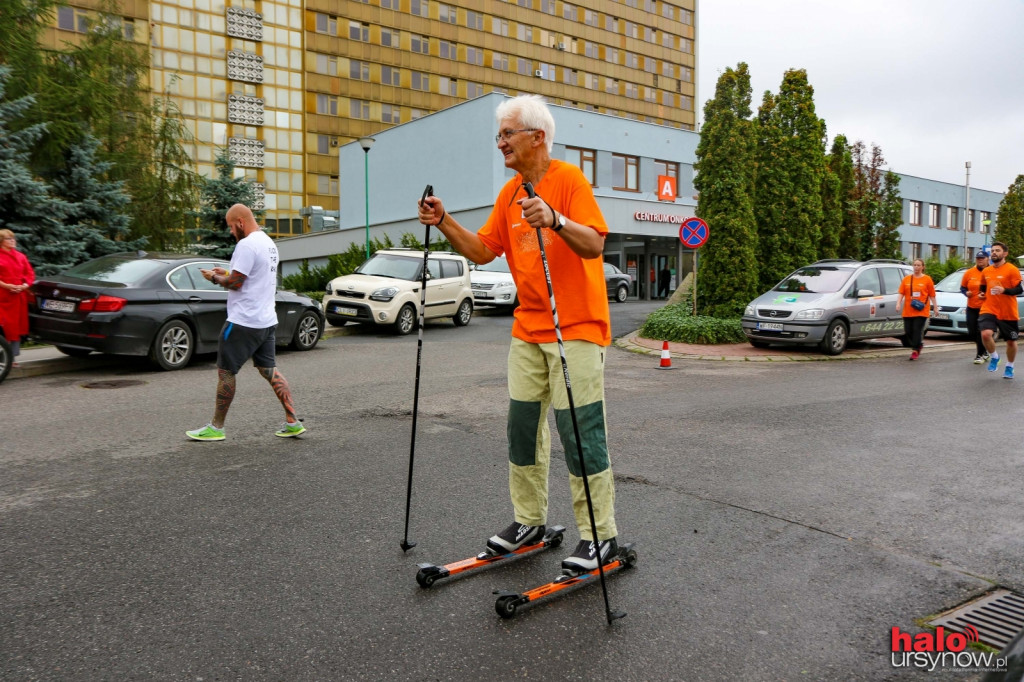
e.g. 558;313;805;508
604;262;633;303
29;252;324;371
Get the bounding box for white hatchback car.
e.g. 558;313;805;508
470;255;518;310
323;249;474;334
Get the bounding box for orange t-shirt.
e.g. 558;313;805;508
960;266;986;310
980;262;1022;320
898;274;935;318
477;159;611;346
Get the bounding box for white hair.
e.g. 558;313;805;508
495;95;555;153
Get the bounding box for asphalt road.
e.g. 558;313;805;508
1;302;1016;681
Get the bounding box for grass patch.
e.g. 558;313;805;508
639;302;746;345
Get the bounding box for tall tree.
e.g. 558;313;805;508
187;149;264;259
823;135;854;259
47;131;146;259
0;67;76;275
874;170;903;259
693;63;759;317
753;69;827;290
0;0;56;100
994;175;1024;261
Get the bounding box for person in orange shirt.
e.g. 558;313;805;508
978;241;1023;379
960;250;990;363
896;258;937;360
417;94;620;576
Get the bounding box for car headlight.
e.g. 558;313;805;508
794;309;825;320
744;304;755;316
325;282;334;294
369;286;399;302
498;280;515;288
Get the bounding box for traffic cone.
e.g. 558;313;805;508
657;340;674;370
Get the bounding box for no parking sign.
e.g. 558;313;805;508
679;217;709;249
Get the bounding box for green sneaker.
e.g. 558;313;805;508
275;421;306;438
186;423;225;441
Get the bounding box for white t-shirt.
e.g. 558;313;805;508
227;229;279;328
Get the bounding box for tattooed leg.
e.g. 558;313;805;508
257;366;298;423
212;368;236;428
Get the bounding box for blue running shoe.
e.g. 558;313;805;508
1005;366;1014;380
988;356;1000;372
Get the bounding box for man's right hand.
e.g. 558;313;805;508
418;195;444;225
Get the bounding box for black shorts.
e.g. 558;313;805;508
216;321;277;373
977;314;1019;341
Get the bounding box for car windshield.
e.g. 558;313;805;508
935;270;967;293
773;267;854;294
476;257;510;273
356;253;421;281
60;256;167;285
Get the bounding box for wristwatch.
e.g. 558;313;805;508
551;209;566;232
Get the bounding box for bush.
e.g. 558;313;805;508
639;303;746;344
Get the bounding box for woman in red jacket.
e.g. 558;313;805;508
0;229;36;364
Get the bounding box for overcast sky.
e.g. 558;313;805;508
697;0;1024;193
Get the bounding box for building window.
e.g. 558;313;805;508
537;63;555;81
410;108;425;120
380;0;397;7
948;206;959;230
625;52;639;69
381;65;400;86
607;48;619;65
930;244;940;259
466;82;484;98
349;22;368;42
58;6;90;32
566;146;596;186
681;37;694;54
584;42;598;58
316;175;339;195
662;32;675;49
492;53;509;71
563;3;577;20
662;3;674;19
466;10;483;29
438;76;457;96
350;99;370;119
605;78;618;95
350;60;369;81
517;58;531;76
316;94;338;115
612;153;639;191
314;13;337;36
314;53;338;76
584;73;598;90
439;3;456;23
316;135;330;154
492;18;508;36
909;200;922;225
981;211;991;233
381;28;399;47
644;26;655;42
466;46;483;66
624;82;638;99
910;242;922;259
929;204;940;227
411;34;429;54
382;104;400;123
583;9;599;26
654;159;679;181
680;66;693;83
439;40;456;60
680;7;694;24
623;21;638;38
948;245;958;260
410;0;429;18
517;24;533;42
411;71;429;91
968;208;976;232
540;0;555;14
967;246;975;260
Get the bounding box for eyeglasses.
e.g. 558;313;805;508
495;128;538;143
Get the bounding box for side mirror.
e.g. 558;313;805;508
857;289;875;298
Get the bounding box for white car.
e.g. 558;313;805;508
323;249;473;335
470;255;518;310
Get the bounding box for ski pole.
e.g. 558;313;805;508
523;182;625;624
400;183;434;552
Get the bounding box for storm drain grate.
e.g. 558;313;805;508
929;589;1024;650
80;380;147;389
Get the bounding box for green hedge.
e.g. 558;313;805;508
639;302;746;344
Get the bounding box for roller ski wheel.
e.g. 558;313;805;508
495;593;524;619
414;525;566;589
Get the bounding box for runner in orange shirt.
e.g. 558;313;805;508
978;241;1023;379
896;258;937;361
960;250;989;363
417;94;622;575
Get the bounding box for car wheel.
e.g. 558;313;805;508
0;336;11;384
56;345;92;358
289;311;321;351
819;319;848;356
749;340;770;349
453;298;473;327
149;319;194;371
615;284;629;303
394;303;417;335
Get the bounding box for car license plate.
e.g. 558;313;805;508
756;322;783;331
332;305;358;316
475;293;492;299
934;313;949;320
42;299;76;313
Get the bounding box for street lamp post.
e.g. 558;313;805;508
358;136;376;259
963;161;971;257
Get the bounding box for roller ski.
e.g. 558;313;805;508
493;540;637;620
416;524;566;588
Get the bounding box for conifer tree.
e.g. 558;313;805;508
753;69;827;290
187;149;264;259
994;175;1024;262
822;135;853;259
693;63;759;317
0;67;76;276
47;132;146;259
874;170;903;259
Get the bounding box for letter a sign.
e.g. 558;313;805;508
657;175;677;202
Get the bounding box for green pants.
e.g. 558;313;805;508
506;337;618;541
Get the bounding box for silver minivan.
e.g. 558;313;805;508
741;259;914;355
